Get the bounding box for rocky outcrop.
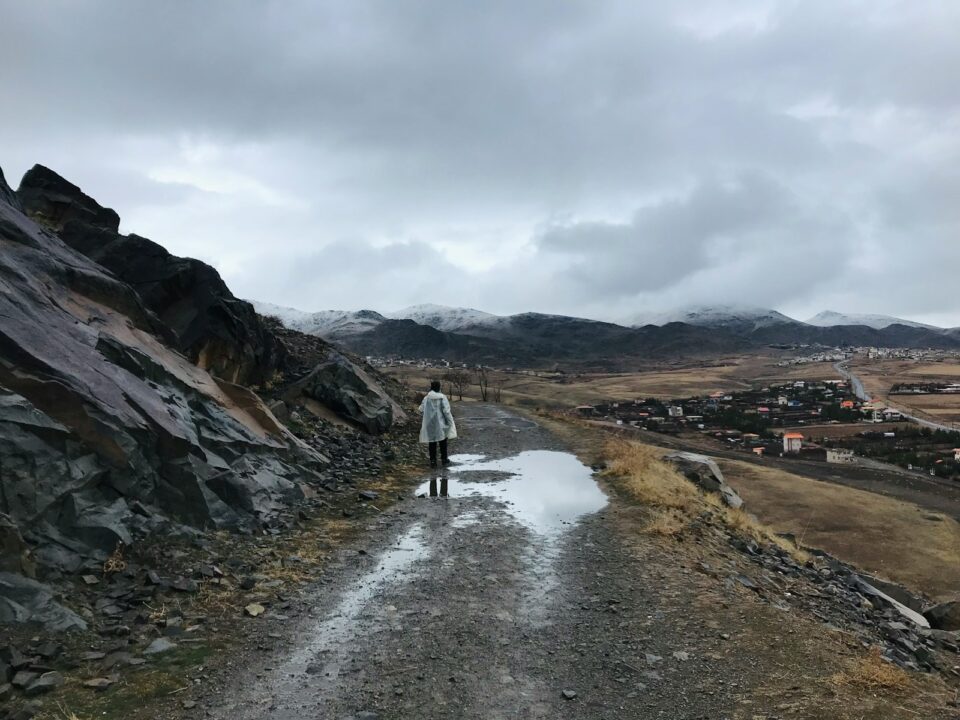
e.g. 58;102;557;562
0;164;327;627
664;451;744;509
284;350;406;434
0;573;87;631
17;165;286;387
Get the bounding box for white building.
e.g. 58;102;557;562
826;448;855;464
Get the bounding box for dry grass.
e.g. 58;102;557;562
51;705;85;720
643;508;691;536
601;438;808;560
602;440;700;511
830;647;913;695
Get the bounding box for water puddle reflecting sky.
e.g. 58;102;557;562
415;450;608;537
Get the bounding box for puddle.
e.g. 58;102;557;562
416;450;607;536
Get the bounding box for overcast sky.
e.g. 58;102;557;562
2;1;958;325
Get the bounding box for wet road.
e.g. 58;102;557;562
210;403;646;719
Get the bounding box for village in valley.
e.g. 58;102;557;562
579;372;960;481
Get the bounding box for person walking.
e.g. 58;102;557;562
419;380;457;468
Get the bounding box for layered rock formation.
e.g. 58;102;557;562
0;164;329;624
17;165;286;387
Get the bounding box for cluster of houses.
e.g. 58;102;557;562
777;350;849;366
890;381;960;395
860;347;960;361
574;379;916;463
579;379;861;428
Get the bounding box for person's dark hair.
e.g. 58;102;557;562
430;380;442;392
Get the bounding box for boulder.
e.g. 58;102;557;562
267;399;289;422
24;671;64;696
0;515;34;577
0;164;327;625
285;350;406;435
663;452;744;509
860;573;925;613
17;165;286;387
923;600;960;631
0;573;87;631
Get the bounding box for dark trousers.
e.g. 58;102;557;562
429;439;448;466
429;476;449;497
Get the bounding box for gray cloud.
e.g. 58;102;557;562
1;1;958;324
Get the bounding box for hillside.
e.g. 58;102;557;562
807;310;937;330
0;163;412;642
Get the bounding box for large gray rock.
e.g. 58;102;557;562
0;164;327;625
0;573;86;631
0;515;33;577
285;350;406;435
854;577;930;628
663;451;744;509
923;600;960;631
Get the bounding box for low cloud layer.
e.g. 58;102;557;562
2;1;958;324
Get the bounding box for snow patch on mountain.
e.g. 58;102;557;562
806;310;938;330
388;304;500;331
632;304;798;330
252;301;386;339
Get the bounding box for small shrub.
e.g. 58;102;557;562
830;646;912;695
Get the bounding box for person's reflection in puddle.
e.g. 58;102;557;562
429;476;449;498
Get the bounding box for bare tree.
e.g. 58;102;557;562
443;369;471;401
475;366;489;402
492;378;504;403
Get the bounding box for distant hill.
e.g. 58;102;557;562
252;301;386;342
632;304;800;334
806;310;938;330
388;304;499;332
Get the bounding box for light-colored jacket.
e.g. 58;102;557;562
418;390;458;444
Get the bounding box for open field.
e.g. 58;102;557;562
853;359;960;426
385;353;846;410
715;458;960;600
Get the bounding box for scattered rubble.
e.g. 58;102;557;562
713;524;957;673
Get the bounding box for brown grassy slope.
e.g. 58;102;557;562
717;458;960;600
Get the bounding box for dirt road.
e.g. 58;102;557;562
206;403;772;719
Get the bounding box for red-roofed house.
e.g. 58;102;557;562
783;432;804;454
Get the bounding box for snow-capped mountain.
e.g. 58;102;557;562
632;305;798;332
387;304;500;332
252;301;386;340
806;310;939;331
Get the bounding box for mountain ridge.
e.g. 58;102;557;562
255;301;960;367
